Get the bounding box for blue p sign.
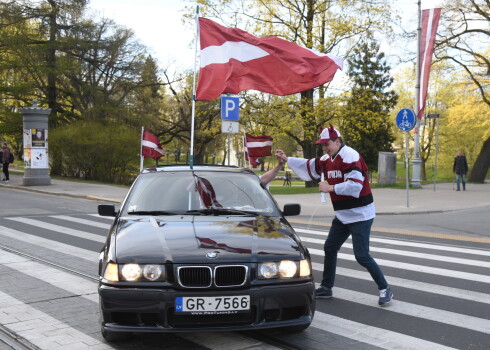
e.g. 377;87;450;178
221;96;239;121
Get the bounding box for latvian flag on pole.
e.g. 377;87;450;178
196;17;343;101
140;128;164;171
243;133;273;168
417;7;441;120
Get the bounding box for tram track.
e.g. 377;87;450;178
0;243;301;350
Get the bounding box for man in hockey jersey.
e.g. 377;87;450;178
276;125;393;306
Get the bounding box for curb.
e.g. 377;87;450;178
0;184;122;204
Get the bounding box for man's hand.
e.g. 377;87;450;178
319;182;335;193
275;150;288;164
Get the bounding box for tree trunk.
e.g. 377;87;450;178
420;159;427;182
469;136;490;183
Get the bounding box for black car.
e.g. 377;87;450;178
98;165;315;341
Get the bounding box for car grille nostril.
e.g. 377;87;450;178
215;266;247;286
177;265;247;288
178;266;212;287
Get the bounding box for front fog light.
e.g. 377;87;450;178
121;264;142;281
143;264;164;281
299;259;311;277
258;262;278;279
278;260;297;278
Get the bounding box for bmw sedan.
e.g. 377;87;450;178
97;165;315;341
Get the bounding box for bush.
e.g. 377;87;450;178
49;121;140;184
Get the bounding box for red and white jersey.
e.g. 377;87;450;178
287;145;375;224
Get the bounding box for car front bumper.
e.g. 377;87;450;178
99;282;315;333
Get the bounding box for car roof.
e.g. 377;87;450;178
141;165;256;175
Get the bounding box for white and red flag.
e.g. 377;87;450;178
196;17;343;101
141;129;165;160
417;7;441;120
244;133;273;157
243;133;272;168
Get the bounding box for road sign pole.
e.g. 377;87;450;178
227;133;231;166
396;108;416;208
405;131;410;208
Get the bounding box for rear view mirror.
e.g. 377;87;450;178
98;204;117;217
282;203;301;216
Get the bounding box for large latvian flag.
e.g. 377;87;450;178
196;17;343;101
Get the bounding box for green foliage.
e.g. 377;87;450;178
342;37;398;170
49;121;140;184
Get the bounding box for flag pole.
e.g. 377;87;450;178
242;132;247;168
411;0;422;187
140;126;144;172
190;5;199;170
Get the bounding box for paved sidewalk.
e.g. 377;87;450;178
1;173;489;216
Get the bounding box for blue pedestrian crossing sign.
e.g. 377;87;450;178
221;96;239;121
396;109;416;131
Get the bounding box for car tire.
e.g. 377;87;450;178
101;328;131;342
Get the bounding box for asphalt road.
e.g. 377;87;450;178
0;189;489;350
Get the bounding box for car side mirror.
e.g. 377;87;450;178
282;203;301;216
98;204;117;217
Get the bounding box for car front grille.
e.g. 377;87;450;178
177;265;247;288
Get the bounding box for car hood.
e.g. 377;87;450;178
113;216;303;264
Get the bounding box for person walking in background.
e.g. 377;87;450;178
2;142;11;182
453;151;469;191
276;125;393;306
283;171;292;186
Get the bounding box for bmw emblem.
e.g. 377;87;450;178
206;251;219;259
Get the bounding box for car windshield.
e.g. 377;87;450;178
123;170;279;216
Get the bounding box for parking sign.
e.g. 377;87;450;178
221;96;239;121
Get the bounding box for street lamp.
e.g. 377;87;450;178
426;113;440;191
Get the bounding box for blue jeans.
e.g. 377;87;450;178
456;174;466;190
321;217;388;290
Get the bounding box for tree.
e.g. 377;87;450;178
341;37;398;170
158;72;225;164
0;0;154;126
186;0;394;184
436;0;490;182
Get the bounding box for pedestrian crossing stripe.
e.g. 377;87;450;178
6;217;106;243
301;236;490;268
0;226;98;261
295;228;490;256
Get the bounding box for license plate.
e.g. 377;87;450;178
175;295;250;314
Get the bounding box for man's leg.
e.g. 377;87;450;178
462;174;466;191
321;217;350;288
349;219;388;290
456;174;461;191
2;163;7;181
4;163;9;181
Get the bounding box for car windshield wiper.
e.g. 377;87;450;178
127;210;181;216
185;208;257;216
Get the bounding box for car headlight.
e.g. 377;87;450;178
299;259;311;277
278;260;297;278
258;262;278;279
121;264;142;281
102;263;166;282
258;260;308;279
143;264;164;281
103;263;119;282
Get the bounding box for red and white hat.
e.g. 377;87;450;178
315;124;341;144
